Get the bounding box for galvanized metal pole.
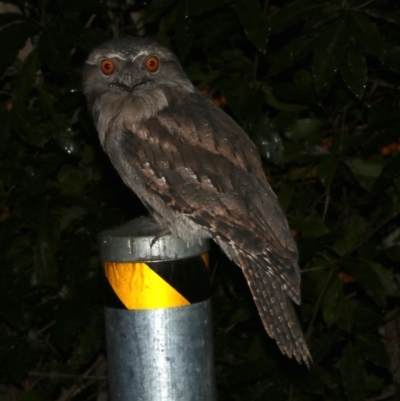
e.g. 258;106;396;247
98;216;216;401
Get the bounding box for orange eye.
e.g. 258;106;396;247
144;56;159;72
100;59;115;75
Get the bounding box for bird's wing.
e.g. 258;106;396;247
237;252;311;365
105;93;301;302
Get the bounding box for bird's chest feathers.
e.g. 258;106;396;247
94;88;168;147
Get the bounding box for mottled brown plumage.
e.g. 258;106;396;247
83;37;311;365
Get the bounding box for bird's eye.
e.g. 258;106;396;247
100;59;115;75
144;56;159;72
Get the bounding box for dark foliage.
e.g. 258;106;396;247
0;0;399;400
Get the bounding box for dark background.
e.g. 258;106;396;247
1;0;400;400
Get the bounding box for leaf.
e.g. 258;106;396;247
333;215;367;256
277;183;295;211
69;316;102;369
348;12;383;58
269;0;325;34
340;47;367;99
350;300;384;333
356;334;389;368
263;87;307;112
365;375;384;396
17;390;49;401
284;118;325;141
291;217;329;238
342;258;386;307
382;42;400;73
372;154;400;192
59;206;87;231
233;0;269;52
13;50;40;104
143;0;180;23
322;275;345;326
0;12;25;26
57;164;90;192
317;155;338;187
37;27;71;72
239;89;265;122
269;35;317;75
369;261;400;297
364;8;400;25
174;2;193;58
312;19;350;91
310;331;342;362
346;158;383;192
0;21;39;74
253;118;284;165
340;343;366;401
32;217;58;286
185;0;225;15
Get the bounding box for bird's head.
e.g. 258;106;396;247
83;37;194;110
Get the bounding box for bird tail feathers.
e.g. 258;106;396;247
237;252;312;366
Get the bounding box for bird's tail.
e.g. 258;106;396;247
237;253;312;366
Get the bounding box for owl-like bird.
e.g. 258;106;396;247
83;37;311;365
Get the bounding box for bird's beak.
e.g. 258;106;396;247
111;64;148;93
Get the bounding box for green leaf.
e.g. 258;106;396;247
185;0;225;15
269;0;325;34
143;0;180;23
174;2;193;58
312;19;350;91
372;154;400;192
364;8;400;25
291;217;329;238
269;35;317;75
233;0;269;52
340;343;366;401
284;118;325;140
333;215;367;256
350;301;384;333
310;331;342;362
342;258;386;307
253;118;284;165
277;183;295;211
365;375;385;396
263;87;307;112
69;316;102;369
0;12;25;26
317;155;338;187
356;334;389;368
385;244;400;261
0;21;39;74
322;275;345;326
59;206;87;231
37;27;71;72
57;164;90;192
17;390;49;401
340;47;367;99
383;42;400;73
346;158;383;192
348;12;383;58
369;261;400;297
13;50;40;104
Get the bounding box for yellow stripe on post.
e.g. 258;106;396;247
201;252;209;267
104;262;190;309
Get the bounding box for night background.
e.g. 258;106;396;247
1;0;400;400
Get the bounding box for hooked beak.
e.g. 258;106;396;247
109;64;152;93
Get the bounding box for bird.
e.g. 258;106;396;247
83;37;311;365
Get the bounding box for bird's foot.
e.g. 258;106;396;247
150;228;171;247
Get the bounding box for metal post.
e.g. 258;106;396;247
98;216;216;401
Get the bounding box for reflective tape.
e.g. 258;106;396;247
103;254;210;310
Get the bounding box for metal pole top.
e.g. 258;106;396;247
98;216;209;263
